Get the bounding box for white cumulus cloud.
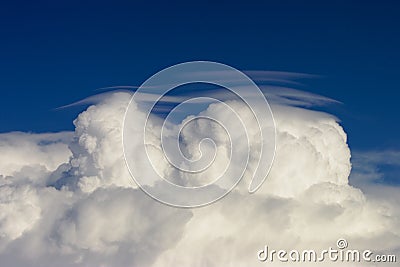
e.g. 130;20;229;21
0;91;398;267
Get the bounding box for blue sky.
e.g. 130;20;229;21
0;0;399;153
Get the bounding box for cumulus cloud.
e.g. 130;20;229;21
0;87;399;267
0;132;72;179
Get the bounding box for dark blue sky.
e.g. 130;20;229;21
0;0;399;152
